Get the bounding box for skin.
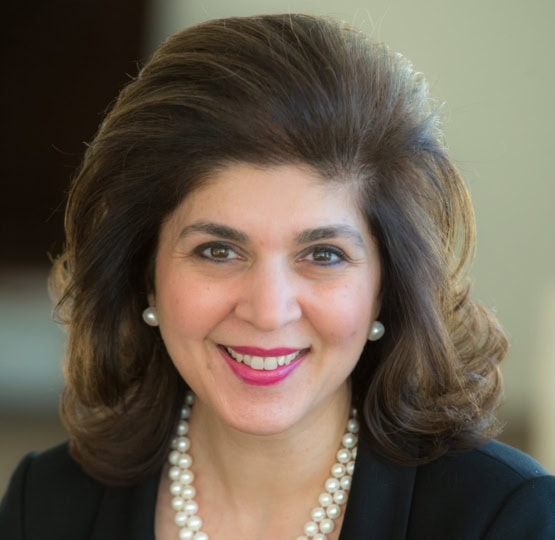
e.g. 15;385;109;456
152;163;381;540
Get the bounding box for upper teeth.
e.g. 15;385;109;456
225;347;303;371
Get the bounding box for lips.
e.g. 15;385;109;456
223;346;304;371
219;345;308;385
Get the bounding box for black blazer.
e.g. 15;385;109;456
2;437;555;539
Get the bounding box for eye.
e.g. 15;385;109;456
303;245;347;265
196;243;241;262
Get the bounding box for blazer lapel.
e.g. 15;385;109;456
339;436;416;539
90;469;160;540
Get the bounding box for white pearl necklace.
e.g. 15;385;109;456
167;392;358;540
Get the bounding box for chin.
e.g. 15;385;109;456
223;403;307;438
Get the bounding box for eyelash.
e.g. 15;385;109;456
193;242;348;266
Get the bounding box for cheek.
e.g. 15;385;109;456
157;276;228;340
312;283;375;346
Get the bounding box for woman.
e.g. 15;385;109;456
1;13;554;540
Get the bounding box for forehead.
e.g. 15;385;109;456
174;162;363;225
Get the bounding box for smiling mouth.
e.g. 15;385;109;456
222;346;307;371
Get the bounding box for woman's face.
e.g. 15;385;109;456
152;163;381;436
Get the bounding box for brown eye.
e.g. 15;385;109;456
312;248;334;262
196;243;240;262
306;246;346;265
208;246;230;259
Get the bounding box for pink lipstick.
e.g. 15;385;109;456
219;345;307;386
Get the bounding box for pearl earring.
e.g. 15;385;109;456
142;306;159;327
368;320;385;341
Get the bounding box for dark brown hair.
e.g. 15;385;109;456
51;13;506;485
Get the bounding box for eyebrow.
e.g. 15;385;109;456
295;225;365;247
179;221;365;247
179;222;249;242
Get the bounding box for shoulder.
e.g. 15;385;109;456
17;441;97;483
9;441;102;501
1;442;160;540
0;442;104;539
410;440;555;538
420;439;549;485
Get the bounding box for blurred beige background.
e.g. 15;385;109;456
2;0;554;494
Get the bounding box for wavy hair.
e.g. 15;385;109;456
50;13;507;484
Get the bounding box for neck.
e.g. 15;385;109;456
189;389;351;505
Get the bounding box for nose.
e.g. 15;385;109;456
234;258;302;331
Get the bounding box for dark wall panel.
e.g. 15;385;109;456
1;1;147;266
